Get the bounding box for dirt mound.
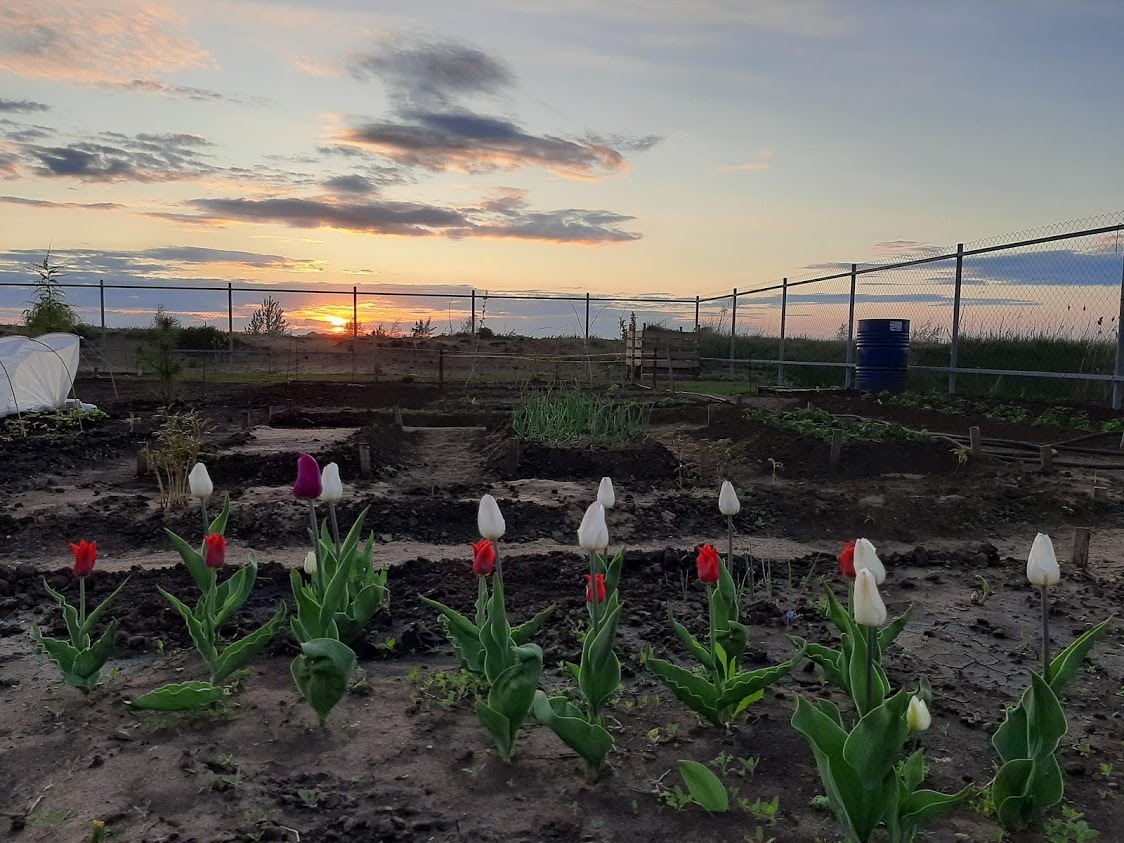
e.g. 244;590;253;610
485;428;680;484
0;417;139;482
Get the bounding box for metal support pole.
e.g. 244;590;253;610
352;286;358;378
694;295;700;334
729;288;737;376
778;277;788;387
227;282;234;359
99;278;106;348
1113;253;1124;410
584;292;591;384
844;265;857;389
471;289;476;335
949;244;965;396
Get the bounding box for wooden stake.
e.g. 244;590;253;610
1039;445;1053;472
242;409;251;430
829;429;844;468
666;345;675;393
358;444;372;479
707;404;714;426
1072;527;1091;571
136;448;148;477
968;426;983;459
393;404;403;427
1092;485;1108;503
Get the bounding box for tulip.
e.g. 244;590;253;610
718;480;740;516
578;502;609;554
477;494;505;541
204;532;226;569
1026;532;1060;588
188;462;213;500
854;538;885;585
853;568;886;628
696;544;721;584
907;695;931;732
303;550;317;576
70;539;97;578
472;538;496;576
1027;532;1060;681
320;462;343;503
293;453;322;500
838;539;856;579
585;573;606;604
597;477;615;510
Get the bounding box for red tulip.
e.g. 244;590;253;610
293;453;322;500
839;539;857;579
204;532;226;569
471;538;495;576
70;539;96;577
696;544;720;584
585;573;606;604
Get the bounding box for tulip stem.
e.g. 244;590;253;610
706;584;719;685
328;503;342;557
588;551;601;636
865;626;875;713
79;575;86;629
1040;585;1051;682
306;500;321;592
201;500;210;536
726;514;734;574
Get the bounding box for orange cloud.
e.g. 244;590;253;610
720;149;775;173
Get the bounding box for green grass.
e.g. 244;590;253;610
888;394;1124;433
743;408;936;444
512;390;651;445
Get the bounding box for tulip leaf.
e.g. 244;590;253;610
715;643;806;711
159;586;217;666
318;550;353;629
843;690;911;791
799;638;848;692
669;609;715;671
898;785;973;827
128;681;225;711
41;580;83;644
824;585;858;639
1048;617;1111;697
289;569;324;643
603;546;626;597
993;757;1048;831
578;603;622;717
290;638;357;726
420;595;484;674
510;605;554;645
878;605;913;654
645;655;722;726
335;582;388;645
678;760;728;813
165;528;210;593
717;620;749;673
209;601;286;684
474;700;516;759
901;749;926;792
70;620;118;685
80;577;129;641
214;562;257;630
532;691;614;778
29;627;83;681
207;494;231;536
477;643;543;760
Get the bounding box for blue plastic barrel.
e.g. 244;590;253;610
855;319;910;393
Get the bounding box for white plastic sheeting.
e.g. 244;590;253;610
0;333;81;418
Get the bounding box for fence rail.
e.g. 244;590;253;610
4;211;1124;404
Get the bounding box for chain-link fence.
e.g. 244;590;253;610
2;212;1123;402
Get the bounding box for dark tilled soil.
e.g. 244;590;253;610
2;545;1122;842
486;432;681;484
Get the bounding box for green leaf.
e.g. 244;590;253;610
847;627;888;716
510;605;554;645
1048;617;1111;697
165;528;210;593
603;546;626;596
1024;672;1067;758
900;749;926;792
29;627;80;676
669;610;715;670
878;605;913;655
578;603;622;718
420;595;484;674
209;601;286;684
42;580;82;645
532;691;614;778
645;655;722;727
843;690;911;791
678;760;728;813
483;643;543;757
898;785;973;828
824;585;859;639
318;549;354;629
213;562;257;630
158;586;217;666
715;643;806;711
128;681;225;711
69;620;118;686
716;620;749;671
474;699;516;760
290;638;357;726
80;577;129;641
289;569;324;643
207;494;231;536
799;638;848;692
993;758;1038;831
335;581;387;645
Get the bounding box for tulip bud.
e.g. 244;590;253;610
303;551;317;576
471;538;496;576
293;453;322;500
204;532;226;570
597;477;615;510
1026;532;1060;587
70;539;97;578
578;502;609;554
696;544;721;584
907;695;931;732
719;480;740;516
854;538;885;584
320;462;343;502
188;462;213;500
477;494;505;541
853;568;886;627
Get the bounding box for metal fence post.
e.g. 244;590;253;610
729;288;737;376
352;285;358;378
1113;253;1124;410
778;277;788;386
227;282;234;358
948;243;965;395
471;289;476;335
844;264;857;389
584;292;591;383
99;278;106;348
694;295;700;334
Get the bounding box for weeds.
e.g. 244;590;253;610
743;408;934;444
513;390;651;445
143;409;212;508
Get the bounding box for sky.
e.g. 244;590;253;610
0;0;1122;336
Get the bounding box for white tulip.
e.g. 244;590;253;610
188;462;213;500
907;696;931;732
478;494;506;541
1026;532;1060;588
719;480;740;516
303;551;317;576
578;502;609;554
597;477;615;510
320;462;344;502
854;538;886;585
853;568;887;628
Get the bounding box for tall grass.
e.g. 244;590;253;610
513;390;651;445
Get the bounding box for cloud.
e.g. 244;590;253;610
0;195;122;210
27;131;215;182
340;111;631;177
139;246;321;271
0;0;212;85
179;193;640;244
721;149;774;173
0;98;49;113
290;55;341;78
105;79;250;104
322;174;378;194
346;36;515;109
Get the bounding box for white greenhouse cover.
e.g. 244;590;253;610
0;333;81;418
